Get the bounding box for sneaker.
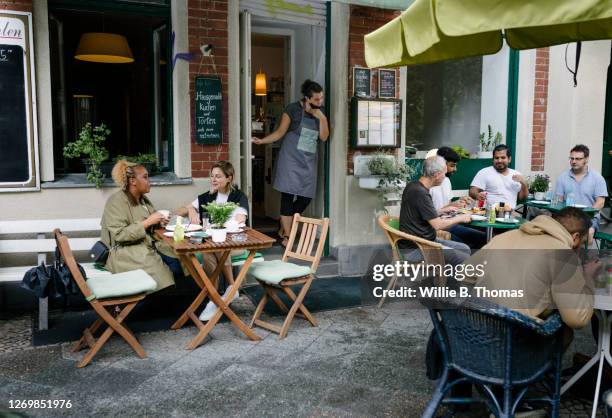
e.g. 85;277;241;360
222;285;239;304
199;300;218;321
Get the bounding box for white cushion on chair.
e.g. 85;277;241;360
87;269;157;300
248;260;312;285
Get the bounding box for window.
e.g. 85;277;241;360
49;2;172;175
405;57;482;154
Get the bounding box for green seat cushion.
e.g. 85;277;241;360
248;260;312;284
86;269;157;300
231;250;263;265
387;219;400;230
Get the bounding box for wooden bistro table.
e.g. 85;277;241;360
156;228;275;349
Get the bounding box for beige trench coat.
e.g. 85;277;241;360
101;190;176;292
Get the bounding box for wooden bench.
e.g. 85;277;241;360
0;218;112;330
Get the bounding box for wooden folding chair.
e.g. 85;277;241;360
54;229;157;367
377;215;446;307
249;214;329;339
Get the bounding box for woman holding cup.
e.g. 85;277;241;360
176;160;249;321
100;160;179;293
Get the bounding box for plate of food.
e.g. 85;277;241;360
166;224;203;232
471;214;487;221
496;217;520;224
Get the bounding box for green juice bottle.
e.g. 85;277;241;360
173;216;185;242
488;203;496;224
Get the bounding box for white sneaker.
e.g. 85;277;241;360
199;300;218;321
223;285;239;303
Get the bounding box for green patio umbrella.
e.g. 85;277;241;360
364;0;612;68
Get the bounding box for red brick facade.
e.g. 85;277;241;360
188;0;229;178
347;6;400;174
531;48;549;171
0;0;31;12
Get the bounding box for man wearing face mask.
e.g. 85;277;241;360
253;79;329;247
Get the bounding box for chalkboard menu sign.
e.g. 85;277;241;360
352;67;371;98
378;69;397;99
195;76;223;145
0;12;38;192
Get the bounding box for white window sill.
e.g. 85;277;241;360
42;173;193;189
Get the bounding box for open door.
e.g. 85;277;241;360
239;11;253;224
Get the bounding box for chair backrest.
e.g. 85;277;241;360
429;300;562;384
54;229;94;301
377;215;445;266
283;214;330;272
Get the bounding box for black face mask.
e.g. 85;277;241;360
305;98;321;110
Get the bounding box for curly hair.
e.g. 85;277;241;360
111;159;142;190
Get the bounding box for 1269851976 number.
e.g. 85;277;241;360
9;399;72;409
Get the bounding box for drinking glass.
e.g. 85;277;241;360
201;213;210;230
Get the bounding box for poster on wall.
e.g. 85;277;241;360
195;76;223;145
351;97;401;149
0;11;39;192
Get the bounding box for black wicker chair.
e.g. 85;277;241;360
422;297;564;418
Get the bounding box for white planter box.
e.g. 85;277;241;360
478;151;492;159
359;176;384;190
211;228;227;243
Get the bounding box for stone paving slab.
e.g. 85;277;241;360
0;299;606;417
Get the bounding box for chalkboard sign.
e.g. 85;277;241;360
0;12;38;192
195;76;223;145
352;67;371;98
378;69;397;99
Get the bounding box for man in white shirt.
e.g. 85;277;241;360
430;147;486;248
469;144;529;210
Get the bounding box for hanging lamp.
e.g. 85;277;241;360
75;32;134;64
255;71;267;96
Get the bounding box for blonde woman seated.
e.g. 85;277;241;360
176;161;249;321
101;160;180;292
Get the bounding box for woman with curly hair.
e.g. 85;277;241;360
100;160;179;292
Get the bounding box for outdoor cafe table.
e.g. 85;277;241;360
561;288;612;418
523;200;599;218
470;218;527;242
155;228;275;350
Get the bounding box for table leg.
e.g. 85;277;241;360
486;227;493;242
592;311;612;418
170;252;226;330
186;250;262;350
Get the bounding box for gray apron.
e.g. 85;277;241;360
272;107;319;198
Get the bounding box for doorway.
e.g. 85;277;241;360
239;12;327;238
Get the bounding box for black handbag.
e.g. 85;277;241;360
89;240;109;265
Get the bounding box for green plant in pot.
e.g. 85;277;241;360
63;123;110;188
203;202;237;242
452;145;471;160
529;173;550;200
366;153;415;215
479;125;503;156
115;153;159;174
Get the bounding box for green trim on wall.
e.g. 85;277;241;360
324;1;331;256
506;49;519;169
406;158;491;190
601;45;612;179
49;0;170;16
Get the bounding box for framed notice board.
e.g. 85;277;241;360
352;67;371;98
0;11;38;192
378;69;397;99
351;97;402;149
195;75;223;145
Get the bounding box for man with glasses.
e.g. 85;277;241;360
555;144;607;241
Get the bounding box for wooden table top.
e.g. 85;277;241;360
155;228;276;254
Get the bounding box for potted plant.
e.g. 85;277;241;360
361;153;415;216
452;145;472;160
478;125;503;158
115;153;159;174
203;202;237;242
529;173;550;200
63;123;110;188
359;153;396;190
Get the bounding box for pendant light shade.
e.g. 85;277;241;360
255;72;267;96
75;33;134;64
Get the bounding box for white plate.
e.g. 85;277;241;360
164;231;209;238
496;217;519;224
471;214;487;221
530;200;550;205
226;228;245;233
166;224;202;232
572;204;588;208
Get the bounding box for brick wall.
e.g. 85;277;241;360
188;0;229;178
0;0;31;12
347;6;400;174
531;48;549;171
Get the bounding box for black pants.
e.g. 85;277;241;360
280;192;312;217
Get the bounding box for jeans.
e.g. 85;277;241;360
448;225;487;250
400;238;471;267
158;251;183;278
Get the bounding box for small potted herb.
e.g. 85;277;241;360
203;202;237;242
478;125;503;158
63;123;110;188
529;173;550;200
114;153;159;174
